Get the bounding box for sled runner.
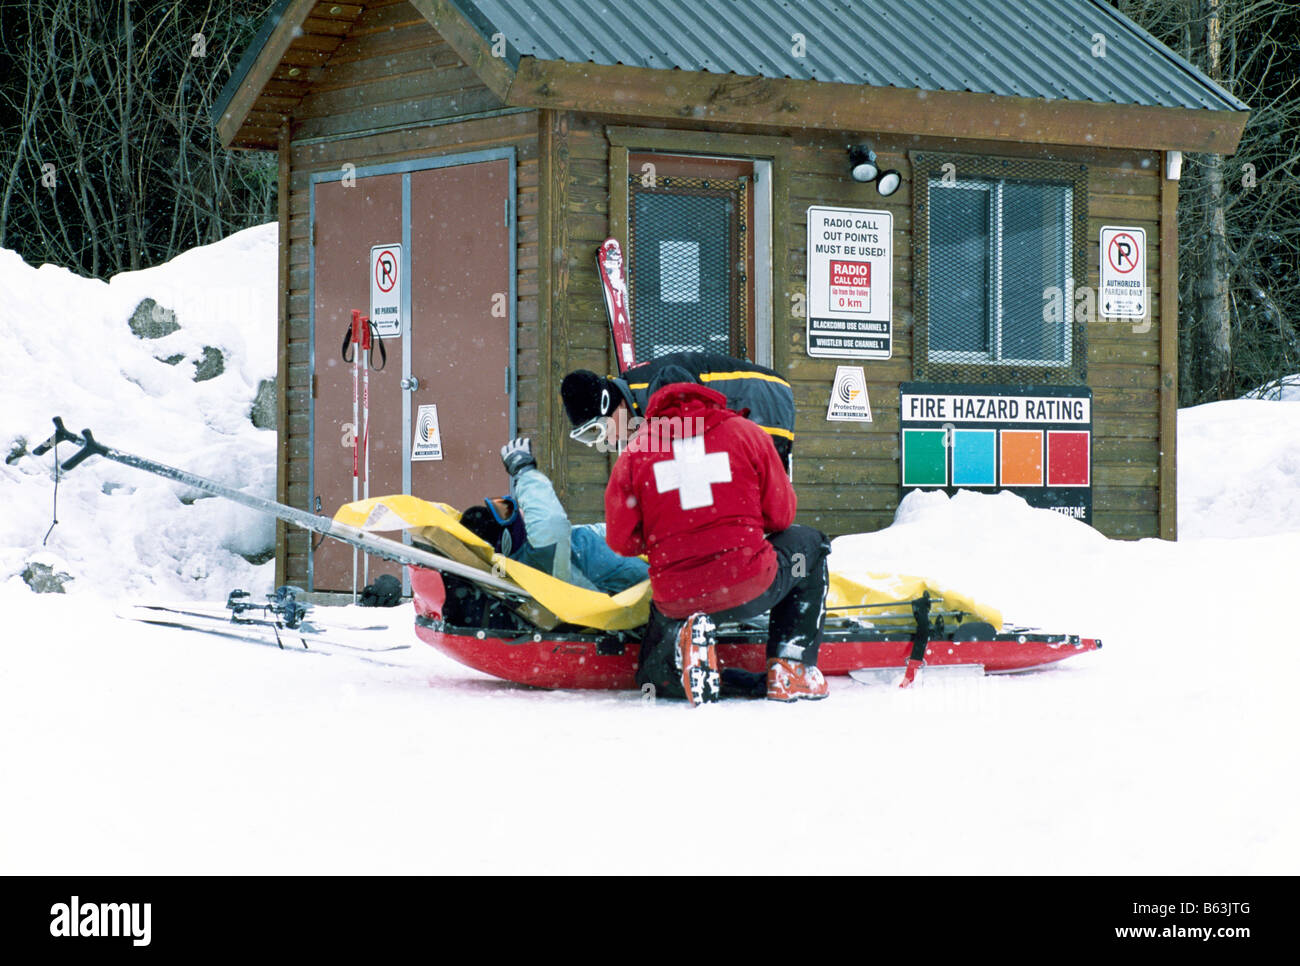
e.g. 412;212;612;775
407;565;1099;690
34;418;1101;691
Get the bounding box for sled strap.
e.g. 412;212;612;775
899;592;933;689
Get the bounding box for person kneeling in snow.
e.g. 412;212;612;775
604;382;830;704
460;437;649;595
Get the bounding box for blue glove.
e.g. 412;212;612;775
501;437;537;477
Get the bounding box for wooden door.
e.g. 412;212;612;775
310;159;512;592
408;159;511;512
627;154;755;361
311;174;404;592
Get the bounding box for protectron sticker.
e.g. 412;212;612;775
411;404;443;461
826;365;873;422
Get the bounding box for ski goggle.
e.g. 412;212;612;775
486;496;518;524
568;387;616;447
568;416;610;448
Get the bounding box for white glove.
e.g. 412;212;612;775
500;437;536;477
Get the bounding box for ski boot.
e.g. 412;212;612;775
675;613;720;706
766;658;829;702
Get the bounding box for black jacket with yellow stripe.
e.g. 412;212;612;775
609;352;795;459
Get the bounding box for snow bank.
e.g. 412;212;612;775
0;225;279;599
1244;372;1300;401
831;486;1297;654
1177;398;1300;539
4;483;1297;874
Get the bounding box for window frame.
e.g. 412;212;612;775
607;127;791;370
627;153;753;359
912;152;1089;385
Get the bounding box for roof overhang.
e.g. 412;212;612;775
215;0;362;150
216;0;1248;155
504;58;1249;155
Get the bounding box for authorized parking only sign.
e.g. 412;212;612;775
1100;226;1147;320
806;206;893;359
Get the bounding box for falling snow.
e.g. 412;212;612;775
1;228;1297;874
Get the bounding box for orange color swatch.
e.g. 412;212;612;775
1000;430;1044;486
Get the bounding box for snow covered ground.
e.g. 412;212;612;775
1;230;1297;874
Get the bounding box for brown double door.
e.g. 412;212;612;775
311;157;511;592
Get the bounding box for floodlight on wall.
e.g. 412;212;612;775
849;145;880;182
848;144;901;197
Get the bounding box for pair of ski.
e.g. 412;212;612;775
116;591;414;667
596;238;636;375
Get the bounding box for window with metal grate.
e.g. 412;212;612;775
913;153;1089;385
628;154;753;361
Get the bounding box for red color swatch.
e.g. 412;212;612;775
1047;431;1090;486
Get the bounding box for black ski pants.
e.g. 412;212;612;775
635;524;830;699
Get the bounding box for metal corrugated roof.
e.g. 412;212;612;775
464;0;1246;111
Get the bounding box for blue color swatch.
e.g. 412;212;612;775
951;430;997;487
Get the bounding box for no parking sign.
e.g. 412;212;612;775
369;243;403;337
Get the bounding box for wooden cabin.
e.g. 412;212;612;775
213;0;1247;592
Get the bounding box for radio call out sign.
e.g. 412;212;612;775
806;205;893;360
1100;226;1147;320
370;243;403;337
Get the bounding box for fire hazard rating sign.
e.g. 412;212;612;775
806;205;893;360
1100;226;1147;320
370;243;403;337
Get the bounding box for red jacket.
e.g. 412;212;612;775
605;382;797;618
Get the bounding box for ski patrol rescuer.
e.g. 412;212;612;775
604;380;830;705
560;352;796;472
460;437;649;595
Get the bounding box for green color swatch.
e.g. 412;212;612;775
902;429;948;487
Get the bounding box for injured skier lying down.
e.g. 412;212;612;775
459;437;649;595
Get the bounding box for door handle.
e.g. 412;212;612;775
400;376;420;391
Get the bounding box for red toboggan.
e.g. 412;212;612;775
34;419;1101;692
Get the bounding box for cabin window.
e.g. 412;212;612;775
627;153;756;361
913;154;1088;384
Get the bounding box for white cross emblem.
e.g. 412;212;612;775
653;435;732;510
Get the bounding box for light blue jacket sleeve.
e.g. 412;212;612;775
509;467;574;583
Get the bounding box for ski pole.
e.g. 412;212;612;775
31;417;529;597
349;309;363;603
360;314;372;590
